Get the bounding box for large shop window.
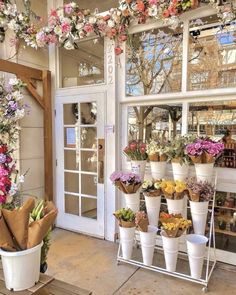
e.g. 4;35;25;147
188;15;236;90
60;38;104;88
127;104;182;143
64;0;118;12
126;26;183;96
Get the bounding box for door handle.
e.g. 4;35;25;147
98;139;105;184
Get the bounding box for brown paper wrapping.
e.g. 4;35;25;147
120;220;135;228
189;190;200;202
27;209;57;249
163;191;174;200
2;197;35;250
0;211;16;251
190;155;202;164
144;190;161;197
203;152;215;164
174;192;185;200
171;157;181;163
160;154;167;162
137;218;149;232
149;154;159;162
115;180;126;193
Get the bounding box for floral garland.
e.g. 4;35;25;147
0;78;27;207
0;0;235;54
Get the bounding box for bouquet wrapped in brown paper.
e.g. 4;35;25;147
135;211;149;232
146;140;169;162
160;180;187;200
113;208;135;228
110;172;142;194
0;198;57;253
142;179;162;197
160;212;191;238
186;178;214;202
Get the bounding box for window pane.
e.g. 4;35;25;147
128;104;182;142
65;194;79;215
60;39;104;88
126;26;183;96
188;15;236;90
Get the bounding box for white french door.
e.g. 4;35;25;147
55;91;105;238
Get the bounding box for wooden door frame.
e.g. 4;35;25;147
0;59;53;201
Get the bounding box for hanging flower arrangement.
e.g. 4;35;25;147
0;1;236;54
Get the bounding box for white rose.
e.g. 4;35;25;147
8;19;16;30
76;23;84;30
9;78;19;86
148;6;158;17
89;16;97;24
107;20;115;28
54;25;62;35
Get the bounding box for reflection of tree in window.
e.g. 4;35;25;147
126;28;182;96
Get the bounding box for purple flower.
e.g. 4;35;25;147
0;154;7;164
8;101;18;111
110;171;141;184
110;171;123;182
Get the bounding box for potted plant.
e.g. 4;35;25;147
114;208;136;260
186;178;214;235
186;138;224;182
135;211;157;266
142;179;162;227
215;192;226;207
146;140;169;179
123;141;148;181
217;217;227;230
166;135;196;181
160;180;187;216
110;171;142;212
160;213;191;272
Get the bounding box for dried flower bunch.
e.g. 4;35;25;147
110;171;142;194
160;212;192;238
160;180;187;200
113;208;135;228
166;135;196;165
142;179;162;196
135;211;149;232
146;139;169;162
123;141;148;161
186;178;214;202
186;138;224;164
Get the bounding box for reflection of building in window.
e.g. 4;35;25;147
188;16;236;90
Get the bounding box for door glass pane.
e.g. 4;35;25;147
81;174;97;196
81;151;97;172
188;15;236;90
64;172;79;193
126;26;183;96
80;102;97;125
65;194;79;215
64;104;77;125
81;197;97;219
128;104;182;142
81;127;97;149
64;150;79;170
64;127;77;148
60;38;104;88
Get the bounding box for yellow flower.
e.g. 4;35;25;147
165;184;175;195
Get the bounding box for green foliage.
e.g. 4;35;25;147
114;208;135;222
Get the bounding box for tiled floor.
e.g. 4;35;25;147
47;228;236;295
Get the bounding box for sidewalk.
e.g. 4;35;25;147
47;229;236;295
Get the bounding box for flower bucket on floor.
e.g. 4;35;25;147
161;231;180;272
119;226;135;260
0;242;43;291
124;191;140;212
194;163;214;183
131;160;146;181
144;194;161;227
186;234;208;280
166;198;185;215
172;162;189;181
150;161;167;179
189;201;209;235
139;225;157;266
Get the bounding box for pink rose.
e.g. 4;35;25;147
64;4;73;14
83;23;94;33
115;46;123;55
61;21;71;34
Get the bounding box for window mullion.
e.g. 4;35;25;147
182;19;189;93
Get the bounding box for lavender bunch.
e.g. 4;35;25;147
186;178;214;202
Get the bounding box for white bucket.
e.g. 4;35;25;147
139;225;157;266
119;226;135;260
161;231;180;272
172;162;189;181
131;160;146;181
150;161;167;179
166;198;185;215
186;234;208;279
124;191;140;212
144;195;161;227
194;163;214;183
190;201;209;235
0;242;43;291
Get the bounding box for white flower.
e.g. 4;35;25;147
107;20;115;28
54;25;62;35
8;19;17;30
76;23;84;30
119;1;128;11
148;5;158;17
15;108;25;119
19;175;25;183
89;16;97;24
6;195;13;203
18;13;24;21
9;78;19;86
12;90;23;101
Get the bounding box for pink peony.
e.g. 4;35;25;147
83;23;94;33
61;21;71;34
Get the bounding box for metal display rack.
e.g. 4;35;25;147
117;176;217;293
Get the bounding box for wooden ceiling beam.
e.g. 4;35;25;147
0;59;43;80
